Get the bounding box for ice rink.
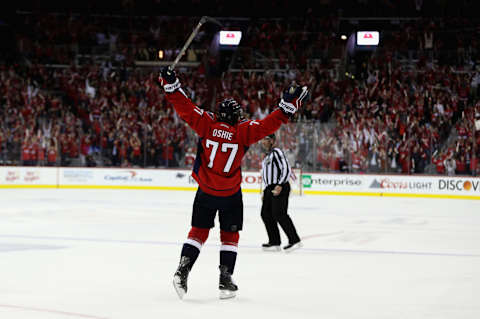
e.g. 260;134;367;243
1;188;479;319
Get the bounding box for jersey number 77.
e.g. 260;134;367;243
205;139;239;173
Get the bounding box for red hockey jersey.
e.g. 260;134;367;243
166;90;289;196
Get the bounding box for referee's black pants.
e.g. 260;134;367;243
261;182;300;245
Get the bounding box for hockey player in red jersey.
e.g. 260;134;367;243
159;67;308;300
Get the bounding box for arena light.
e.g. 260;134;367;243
219;31;242;46
341;34;347;40
356;31;379;46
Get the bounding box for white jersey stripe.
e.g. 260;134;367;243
185;238;203;250
220;244;238;253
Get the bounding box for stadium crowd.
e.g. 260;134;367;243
12;10;480;70
1;8;480;176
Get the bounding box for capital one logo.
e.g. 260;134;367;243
104;170;152;182
6;171;20;182
363;33;373;39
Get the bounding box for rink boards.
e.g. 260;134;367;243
0;166;479;200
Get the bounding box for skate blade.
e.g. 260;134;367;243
173;278;186;299
219;289;236;299
284;242;303;253
262;246;281;252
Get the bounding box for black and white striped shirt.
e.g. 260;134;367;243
261;147;291;187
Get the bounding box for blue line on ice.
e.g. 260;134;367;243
1;234;479;258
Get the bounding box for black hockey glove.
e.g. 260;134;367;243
278;85;309;116
159;67;181;92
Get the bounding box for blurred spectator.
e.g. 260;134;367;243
146;144;160;168
46;138;58;166
444;155;456;176
456;154;468;175
184;147;195;167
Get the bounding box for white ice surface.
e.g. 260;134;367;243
0;189;480;319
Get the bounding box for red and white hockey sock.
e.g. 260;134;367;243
220;230;239;274
180;227;210;269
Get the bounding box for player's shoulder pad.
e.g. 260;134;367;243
205;111;215;120
238;119;259;127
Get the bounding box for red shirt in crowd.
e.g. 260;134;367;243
470;157;478;173
29;143;37;161
47;147;57;164
184;151;195;166
37;144;45;162
132;143;141;157
118;141;127;160
433;156;445;174
22;142;31;162
80;136;91;156
456;158;467;174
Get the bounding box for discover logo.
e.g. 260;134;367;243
438;179;480;192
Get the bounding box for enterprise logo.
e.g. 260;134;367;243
302;175;362;188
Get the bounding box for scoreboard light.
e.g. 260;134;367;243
219;31;242;46
356;31;379;46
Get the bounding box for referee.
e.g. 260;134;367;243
260;134;302;253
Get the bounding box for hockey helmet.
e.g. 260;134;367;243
218;98;242;126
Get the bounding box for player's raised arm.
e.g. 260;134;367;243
238;84;309;146
158;67;214;138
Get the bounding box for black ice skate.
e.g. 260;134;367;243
219;265;238;299
173;256;191;299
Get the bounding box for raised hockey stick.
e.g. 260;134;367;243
169;16;222;70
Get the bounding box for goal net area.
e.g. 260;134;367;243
290;167;303;196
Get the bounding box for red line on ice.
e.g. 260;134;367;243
0;304;110;319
